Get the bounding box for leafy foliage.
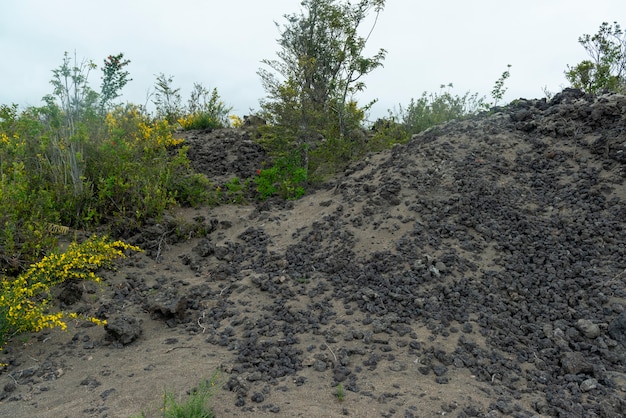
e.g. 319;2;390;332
258;0;386;172
0;53;218;274
255;152;307;200
100;53;132;112
98;105;207;221
399;84;487;135
153;75;232;130
491;64;512;106
131;375;219;418
219;177;251;204
566;21;626;93
398;68;512;136
366;118;410;153
178;84;232;130
153;73;183;124
161;377;217;418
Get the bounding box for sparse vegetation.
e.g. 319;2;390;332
131;375;219;418
178;83;232;130
220;177;251;204
566;21;626;94
399;83;487;135
336;383;345;401
1;5;621;416
254;152;307;200
0;53;220;275
394;65;512;137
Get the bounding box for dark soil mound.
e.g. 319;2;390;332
1;89;625;418
180;128;268;186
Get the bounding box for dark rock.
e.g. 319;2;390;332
561;352;594;375
432;365;448;376
580;378;598;392
80;376;101;389
251;392;265;403
333;366;351;382
100;388;116;400
608;311;626;343
214;245;231;261
192;238;214;257
58;281;83;306
105;316;142;346
576;319;603;339
147;294;187;322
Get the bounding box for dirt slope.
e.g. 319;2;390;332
1;88;625;417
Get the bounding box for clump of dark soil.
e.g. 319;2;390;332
1;88;625;417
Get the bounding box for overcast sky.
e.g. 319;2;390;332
1;0;625;120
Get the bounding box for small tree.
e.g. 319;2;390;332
491;64;512;106
42;52;100;197
153;73;183;124
565;21;626;94
259;0;386;167
100;53;132;112
45;51;98;140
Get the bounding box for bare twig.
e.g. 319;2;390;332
165;346;193;353
324;343;337;364
155;228;175;263
198;312;207;333
606;269;626;286
155;231;168;263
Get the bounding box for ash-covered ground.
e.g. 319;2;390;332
1;89;625;417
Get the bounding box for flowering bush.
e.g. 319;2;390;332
178;112;223;131
104;105;184;151
0;55;223;275
229;114;243;128
0;235;141;351
178;86;232;131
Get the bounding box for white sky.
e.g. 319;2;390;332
1;0;625;120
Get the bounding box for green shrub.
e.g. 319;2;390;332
170;171;217;208
399;84;487;135
153;73;183;124
308;136;359;181
178;112;222;131
132;375;219;418
565;22;626;94
178;85;232;131
88;105;189;223
367;117;411;152
255;152;307;200
336;383;345;402
220;177;250;204
0;117;60;275
161;378;216;418
0;160;59;276
1;98;217;274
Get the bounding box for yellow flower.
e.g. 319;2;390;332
0;235;141;352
